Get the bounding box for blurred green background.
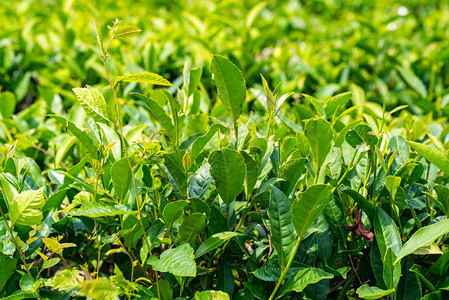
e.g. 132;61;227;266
1;0;449;116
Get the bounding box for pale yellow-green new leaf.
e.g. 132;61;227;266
8;188;45;226
113;25;141;40
72;87;114;123
113;72;173;86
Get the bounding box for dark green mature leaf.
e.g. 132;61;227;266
191;123;230;161
433;185;449;214
179;213;207;243
276;268;334;299
113;25;141;39
211;55;246;124
209;148;245;207
395;219;449;264
0;253;17;291
346;124;378;149
195;232;239;258
72;87;114;123
268;186;296;269
163;152;188;196
342;189;374;222
356;285;395;299
50;115;98;159
305;118;332;172
374;207;402;258
292;184;332;239
67;202;133;217
406;141;449;175
111;158;132;202
8;188;45;226
148;243;196;277
113;72;172;86
279;158;306;196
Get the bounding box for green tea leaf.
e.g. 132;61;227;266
163;200;189;230
356;285;395;299
132;93;176;144
324;92;352;119
72;87;114;123
113;72;172;86
406;141;449;175
80;278;118;300
113;25;141;39
195;232;239;258
111;158;132;202
191;123;230;161
209;148;245;207
179;213;207;243
292;184;332;239
195;290;230;300
0;253;17;291
241;151;258;199
8;188;45;226
148;243;196;277
395;219;449;264
305;118;332;173
277;268;334;298
269;186;296;269
68;202;133;218
211;55;246;124
50;115;98;159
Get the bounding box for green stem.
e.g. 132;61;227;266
234;122;239;150
268;237;302;300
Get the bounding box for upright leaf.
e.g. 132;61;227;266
304;118;332;173
241;151;258;199
209;148;245;207
292;184;332;239
179;213;207;243
111;158;132;202
211;55;246;124
190;123;230;161
269;186;296;269
397;66;428;98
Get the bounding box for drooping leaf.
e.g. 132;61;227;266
406;141;449;176
268;186;296;269
72;87;114;123
304;118;332;173
395;219;449;264
113;72;172;86
148;243;196;277
113;25;141;39
195;232;239;258
111;158;132;202
8;188;45;226
211;55;246;124
346;124;378;149
356;285;395;300
292;184;332;239
209;148;245;207
163;152;188;196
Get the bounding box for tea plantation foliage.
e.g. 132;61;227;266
1;1;449;299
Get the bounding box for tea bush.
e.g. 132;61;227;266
1;1;449;299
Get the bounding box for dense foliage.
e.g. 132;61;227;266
2;1;449;299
